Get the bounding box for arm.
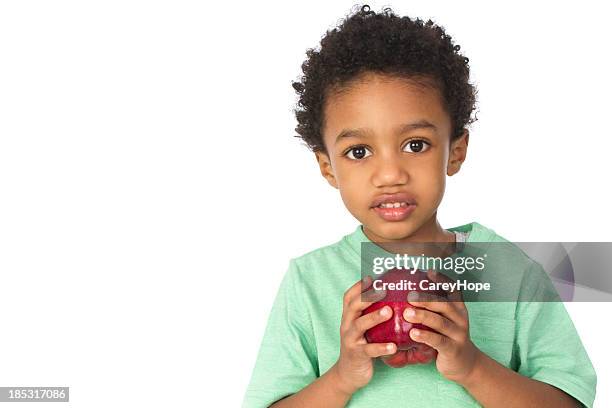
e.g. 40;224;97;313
270;349;581;408
269;364;352;408
403;269;585;408
457;349;581;408
271;276;394;408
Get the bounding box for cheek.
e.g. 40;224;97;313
408;166;447;210
335;165;365;196
413;163;446;189
338;182;367;210
335;170;372;214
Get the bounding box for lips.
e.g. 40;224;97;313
370;192;417;222
373;204;416;222
371;192;417;209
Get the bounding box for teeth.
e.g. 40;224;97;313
378;202;409;208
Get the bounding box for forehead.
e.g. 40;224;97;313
322;73;451;146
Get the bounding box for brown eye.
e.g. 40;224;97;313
346;146;372;160
403;140;430;153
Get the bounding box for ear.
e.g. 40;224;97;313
315;150;339;189
447;130;469;176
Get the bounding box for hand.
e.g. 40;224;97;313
333;276;396;396
402;269;483;384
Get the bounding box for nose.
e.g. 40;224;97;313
371;153;409;188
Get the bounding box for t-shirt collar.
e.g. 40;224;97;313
343;221;493;260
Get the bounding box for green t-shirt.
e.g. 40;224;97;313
242;222;597;407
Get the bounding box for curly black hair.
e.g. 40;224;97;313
291;4;478;154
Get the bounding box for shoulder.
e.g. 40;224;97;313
290;230;358;269
282;229;361;291
462;221;535;264
292;238;348;264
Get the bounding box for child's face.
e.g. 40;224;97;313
316;72;468;242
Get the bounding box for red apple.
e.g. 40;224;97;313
362;267;446;368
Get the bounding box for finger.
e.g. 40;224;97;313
341;279;366;323
343;276;371;307
342;277;386;323
362;342;397;358
342;278;369;312
347;305;393;341
424;270;469;320
403;307;463;342
343;276;384;303
427;269;464;303
361;284;387;302
407;289;446;305
407;290;466;326
347;288;387;320
409;327;455;353
361;274;388;298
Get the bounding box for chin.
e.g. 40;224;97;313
367;220;417;241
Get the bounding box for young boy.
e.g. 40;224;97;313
243;5;596;407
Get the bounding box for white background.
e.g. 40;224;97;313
0;1;610;407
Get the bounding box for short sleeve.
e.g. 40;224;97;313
515;261;597;408
242;259;319;408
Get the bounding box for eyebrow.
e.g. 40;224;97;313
334;119;438;144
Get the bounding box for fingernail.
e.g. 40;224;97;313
386;343;395;352
404;308;415;318
380;306;390;316
411;329;421;337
